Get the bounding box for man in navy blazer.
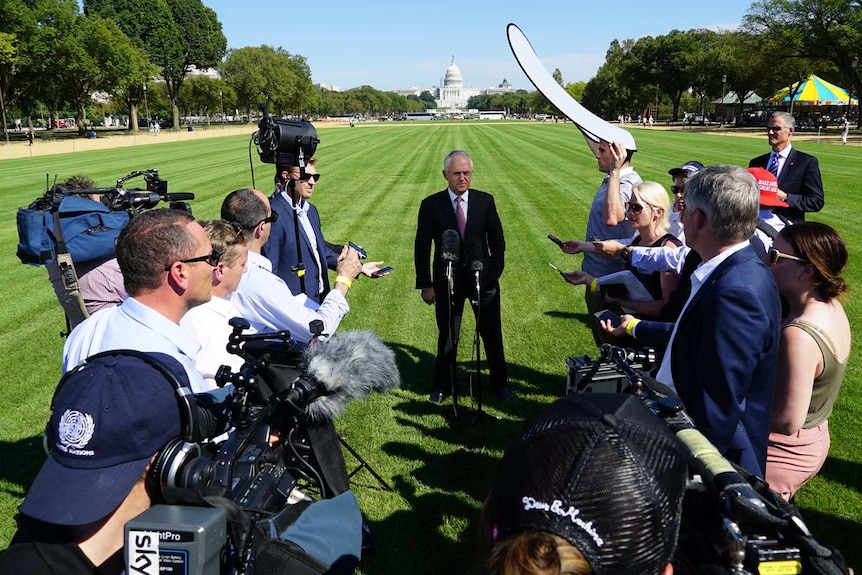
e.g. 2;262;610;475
414;150;510;404
654;165;781;478
265;159;383;303
749;111;824;223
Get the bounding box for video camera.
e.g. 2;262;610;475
568;345;851;575
125;321;400;575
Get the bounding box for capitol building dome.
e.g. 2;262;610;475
443;57;463;88
393;56;516;110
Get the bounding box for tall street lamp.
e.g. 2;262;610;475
143;83;149;130
852;55;859;126
721;74;727;126
220;90;225;128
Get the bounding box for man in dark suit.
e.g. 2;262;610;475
654;165;781;477
414;150;510;404
265;159;383;303
749;111;824;223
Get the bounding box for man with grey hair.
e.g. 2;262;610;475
654;165;781;478
414;150;509;404
749;111;823;222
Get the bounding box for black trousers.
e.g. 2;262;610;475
433;281;507;393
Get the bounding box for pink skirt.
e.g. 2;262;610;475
766;420;830;501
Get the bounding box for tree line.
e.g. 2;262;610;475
1;0;860;135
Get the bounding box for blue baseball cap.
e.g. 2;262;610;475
20;353;184;526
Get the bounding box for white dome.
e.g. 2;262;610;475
444;57;463;88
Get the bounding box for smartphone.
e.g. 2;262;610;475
594;309;621;328
347;241;367;259
548;262;565;277
547;234;564;247
372;266;394;278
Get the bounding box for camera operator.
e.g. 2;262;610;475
476;393;687;575
62;209;214;394
265;159;385;303
221;188;362;342
180;220;250;391
0;354;189;575
45;175;127;330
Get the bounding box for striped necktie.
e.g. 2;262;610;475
768;153;780;177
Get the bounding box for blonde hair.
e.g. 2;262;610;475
632;181;670;232
199;219;248;267
484;531;593;575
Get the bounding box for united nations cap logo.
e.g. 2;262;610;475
57;409;95;455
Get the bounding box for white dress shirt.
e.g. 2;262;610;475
63;296;209;393
654;241;750;391
231;251;349;343
180;296;248;391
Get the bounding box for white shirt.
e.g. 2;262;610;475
630;245;690;275
180;296;248;391
231;251;349;343
667;211;685;245
654;241;750;391
63;296;209;393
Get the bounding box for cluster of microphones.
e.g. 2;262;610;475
441;229;484;300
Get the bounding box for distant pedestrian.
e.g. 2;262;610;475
26;129;34;146
841;116;850;145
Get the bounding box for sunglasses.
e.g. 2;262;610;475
165;248;223;270
767;248;808;265
627;203;645;214
299;173;321;182
671;185;684;194
767;126;788;133
256;211;278;227
222;220;245;245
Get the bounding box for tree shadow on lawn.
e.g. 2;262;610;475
817;455;862;495
0;435;45;499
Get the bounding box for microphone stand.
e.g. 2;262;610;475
444;258;460;418
468;265;499;428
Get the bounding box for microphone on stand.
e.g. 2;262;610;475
465;236;483;304
441;229;461;297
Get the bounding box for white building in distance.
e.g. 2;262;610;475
394;57;515;109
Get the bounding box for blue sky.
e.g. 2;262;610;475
203;0;755;92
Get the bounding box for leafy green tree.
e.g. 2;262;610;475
84;0;176;131
179;75;229;125
221;45;314;121
565;81;587;103
552;68;564;86
150;0;226;128
745;0;862;124
583;39;638;119
419;90;437;108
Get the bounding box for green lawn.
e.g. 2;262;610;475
0;122;859;572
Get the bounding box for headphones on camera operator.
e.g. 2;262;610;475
45;350;220;499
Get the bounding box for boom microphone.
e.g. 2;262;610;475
285;330;401;421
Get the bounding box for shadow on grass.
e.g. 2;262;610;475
0;436;45;500
817;455;862;494
793;507;861;570
362;476;483;574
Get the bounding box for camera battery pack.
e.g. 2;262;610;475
125;505;227;575
566;356;646;395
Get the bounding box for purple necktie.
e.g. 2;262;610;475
455;196;466;237
768;153;780;177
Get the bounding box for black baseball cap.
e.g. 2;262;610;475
486;393;688;575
